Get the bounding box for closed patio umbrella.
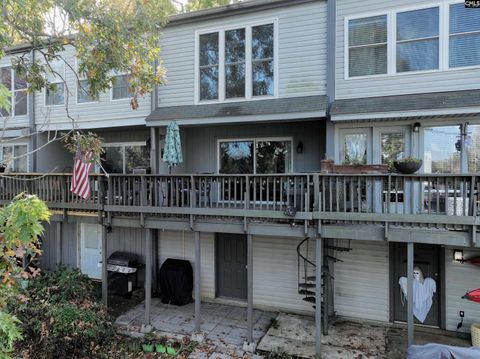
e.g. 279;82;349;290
163;121;183;173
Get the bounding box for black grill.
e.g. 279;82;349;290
107;252;143;297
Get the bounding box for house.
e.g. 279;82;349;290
1;0;480;356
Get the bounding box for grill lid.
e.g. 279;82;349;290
107;251;140;267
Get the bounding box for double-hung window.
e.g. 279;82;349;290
45;59;65;106
396;7;439;73
0;144;28;172
449;3;480;68
0;67;27;117
218;138;292;174
348;15;388;77
77;65;98;104
111;73;133;100
197;21;276;102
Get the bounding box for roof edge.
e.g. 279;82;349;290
168;0;322;26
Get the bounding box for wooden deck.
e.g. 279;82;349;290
1;173;479;246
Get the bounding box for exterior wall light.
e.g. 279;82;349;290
413;122;421;133
454;249;465;263
297;141;304;154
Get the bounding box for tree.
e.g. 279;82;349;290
0;193;51;358
0;0;176;164
185;0;239;12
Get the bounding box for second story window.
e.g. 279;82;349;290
197;20;276;103
45;59;65;106
348;15;387;77
199;32;219;100
111;73;133;100
0;67;27;117
449;3;480;68
396;7;439;73
0;144;28;172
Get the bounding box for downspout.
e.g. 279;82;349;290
325;0;336;160
28;48;36;172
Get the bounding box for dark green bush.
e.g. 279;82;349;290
10;267;114;359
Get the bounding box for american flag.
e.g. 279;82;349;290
71;150;93;199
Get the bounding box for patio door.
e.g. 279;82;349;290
80;223;103;280
373;126;411;165
216;233;247;300
392;243;441;327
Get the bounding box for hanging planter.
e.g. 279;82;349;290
64;132;105;165
393;157;423;174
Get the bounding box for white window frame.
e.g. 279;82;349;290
344;0;480;80
0;66;28;117
338;128;372;164
44;59;66;107
195;18;279;105
447;0;480;70
110;72;132;102
216;137;293;174
0;142;29;172
103;141;147;174
75;59;99;105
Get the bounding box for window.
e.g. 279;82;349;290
396;7;439;72
218;138;292;174
197;21;276;102
348;15;387;77
111;74;132;100
252;24;274;96
381;132;405;165
343;133;367;164
423;126;461;174
449;3;480;68
77;79;98;103
0;67;27;116
45;59;65;106
102;143;149;174
467;125;480;173
0;144;28;172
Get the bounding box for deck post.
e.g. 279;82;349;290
56;221;62;267
247;234;254;344
315;236;322;358
194;231;201;332
101;224;108;307
143;228;153;332
407;242;414;347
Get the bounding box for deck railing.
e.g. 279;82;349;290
0;173;478;229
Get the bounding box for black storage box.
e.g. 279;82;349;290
159;258;193;305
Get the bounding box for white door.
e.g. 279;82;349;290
80;223;103;279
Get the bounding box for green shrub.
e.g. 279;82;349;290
0;311;22;359
10;267;114;359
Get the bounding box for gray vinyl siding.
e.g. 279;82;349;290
33;46;150;130
39;221;78;271
158;0;327;107
0;54;29;129
334;240;389;322
445;248;480;333
252;236;314;313
158;230;216;299
175;121;325;174
336;0;480;100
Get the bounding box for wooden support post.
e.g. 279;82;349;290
152;230;159;294
247;234;253;344
101;224;108;307
407;242;414;347
315;236;322;358
144;228;153;329
194;231;201;332
56;221;62;267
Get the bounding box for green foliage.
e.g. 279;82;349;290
0;193;50;304
0;311;22;359
64;131;105;164
185;0;236;11
11;268;114;359
2;0;176;110
395;156;422;165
